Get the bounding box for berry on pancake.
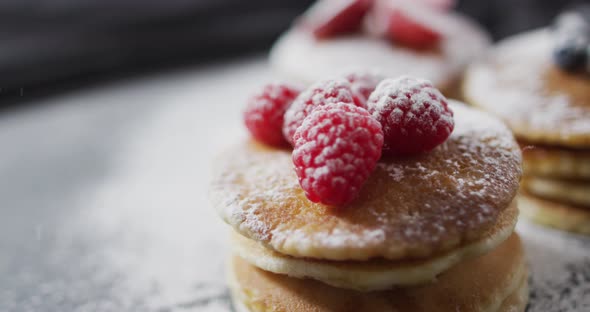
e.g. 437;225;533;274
554;38;588;71
345;71;385;106
552;6;590;72
365;0;444;49
283;78;362;146
292;103;383;206
244;83;302;147
302;0;373;39
367;76;454;156
386;8;442;49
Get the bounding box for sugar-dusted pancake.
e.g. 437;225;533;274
229;202;517;291
519;191;590;235
522;176;590;207
211;103;522;261
270;12;489;92
521;144;590;179
463;29;590;148
228;234;528;312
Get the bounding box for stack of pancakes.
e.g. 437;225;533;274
463;29;590;235
211;104;528;311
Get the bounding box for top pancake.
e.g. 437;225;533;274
210;103;522;261
463;29;590;148
270;12;489;89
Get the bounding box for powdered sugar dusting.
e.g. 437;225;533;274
372;77;444;111
464;29;590;145
210;103;521;260
210;147;299;243
273;226;386;250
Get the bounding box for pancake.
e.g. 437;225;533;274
229;202;518;291
519;191;590;235
522;176;590;207
230;276;529;312
498;276;529;312
211;103;522;261
228;234;528;312
270;11;490;92
463;29;590;148
521;144;590;179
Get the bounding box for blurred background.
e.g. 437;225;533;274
0;0;584;103
1;1;589;312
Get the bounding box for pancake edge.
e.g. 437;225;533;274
519;191;590;235
522;176;590;207
229;204;518;291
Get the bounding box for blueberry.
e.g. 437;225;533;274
553;8;590;72
553;39;587;71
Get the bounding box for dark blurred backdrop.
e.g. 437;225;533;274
0;0;585;101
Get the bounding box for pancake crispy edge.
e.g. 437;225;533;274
229;202;518;291
522;176;590;207
519;191;590;235
522;144;590;179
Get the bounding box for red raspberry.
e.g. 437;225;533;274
367;76;454;156
302;0;373;39
386;9;441;49
283;78;362;146
345;71;385;106
292;103;383;206
244;83;301;147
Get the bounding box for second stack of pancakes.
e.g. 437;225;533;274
211;104;528;311
463;29;590;235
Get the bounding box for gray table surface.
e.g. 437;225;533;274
0;58;588;312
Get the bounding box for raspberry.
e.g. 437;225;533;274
244;83;301;147
367;76;454;156
365;1;446;46
283;78;363;146
345;71;385;106
292;103;383;206
386;9;441;49
302;0;373;39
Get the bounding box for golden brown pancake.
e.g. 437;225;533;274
228;234;528;312
522;176;590;207
519;191;590;235
211;103;522;261
229;202;518;291
463;29;590;148
521;144;590;179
